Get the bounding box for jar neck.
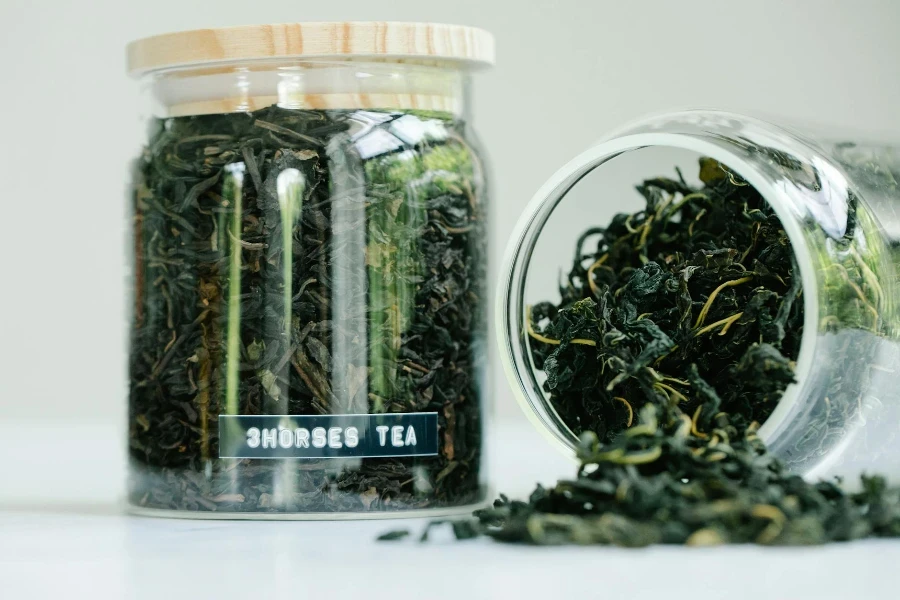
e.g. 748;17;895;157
143;60;468;118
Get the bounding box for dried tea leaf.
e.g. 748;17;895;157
376;529;410;541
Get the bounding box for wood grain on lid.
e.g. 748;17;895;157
127;22;495;75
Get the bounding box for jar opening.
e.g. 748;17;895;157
498;136;819;458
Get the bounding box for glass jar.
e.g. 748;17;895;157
126;22;494;517
499;110;900;487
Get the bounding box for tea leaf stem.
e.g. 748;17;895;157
612;396;634;426
687;208;707;236
525;306;597;346
654;382;688;404
694;277;753;328
751;504;786;544
591;446;663;465
254;119;321;145
586;254;609;296
653;344;679;366
439;221;474;234
691;405;708;438
694;312;744;337
739;222;762;263
663;192;707;222
653;193;675;219
623;214;639;234
636;215;655;248
624;411;658;438
620;446;662;465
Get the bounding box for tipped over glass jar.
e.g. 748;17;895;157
499;110;900;487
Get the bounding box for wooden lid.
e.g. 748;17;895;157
127;21;495;76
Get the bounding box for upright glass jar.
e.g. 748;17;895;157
499;110;900;487
126;22;493;518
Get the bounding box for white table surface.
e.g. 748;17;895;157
2;419;899;599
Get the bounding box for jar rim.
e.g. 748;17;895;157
497;119;821;460
126;21;495;76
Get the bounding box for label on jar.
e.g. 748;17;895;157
217;413;439;459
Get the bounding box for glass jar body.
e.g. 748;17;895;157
128;60;490;517
499;110;900;487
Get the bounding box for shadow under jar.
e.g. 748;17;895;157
499;110;900;488
126;22;494;518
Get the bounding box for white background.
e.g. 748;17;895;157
1;0;899;425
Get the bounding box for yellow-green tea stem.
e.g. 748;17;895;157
654;382;688;404
687;208;707;236
694;277;753;328
691;405;709;438
525;306;597;347
586;254;609;296
694;312;744;337
593;446;663;465
612;396;633;427
663;192;707;222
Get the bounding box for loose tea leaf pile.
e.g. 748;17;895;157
129;106;487;513
379;158;900;545
384;404;900;545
